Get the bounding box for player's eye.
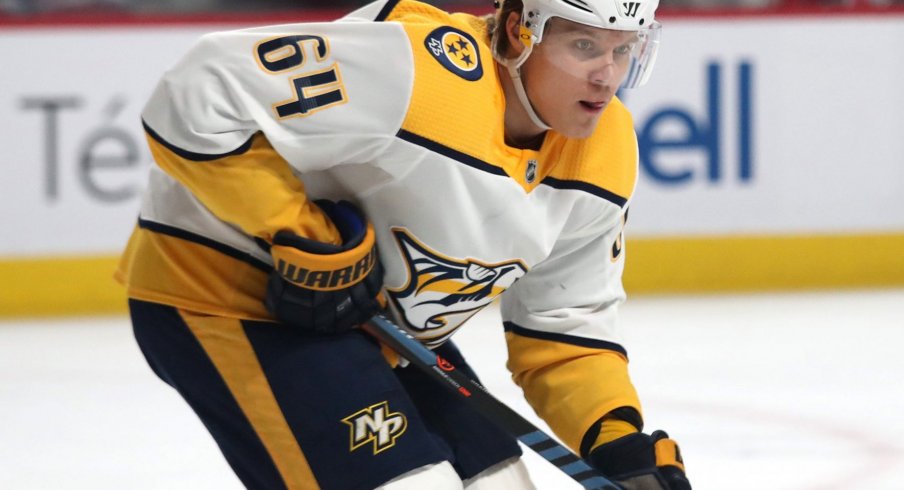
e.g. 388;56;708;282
575;39;594;51
614;43;634;56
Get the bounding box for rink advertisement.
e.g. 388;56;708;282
1;14;902;315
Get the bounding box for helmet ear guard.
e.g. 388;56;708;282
518;24;534;48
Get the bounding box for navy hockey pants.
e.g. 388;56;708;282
129;299;521;490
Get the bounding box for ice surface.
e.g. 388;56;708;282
2;289;902;489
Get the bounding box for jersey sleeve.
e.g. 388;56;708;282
499;209;641;454
140;19;414;242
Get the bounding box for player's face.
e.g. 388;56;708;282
521;18;637;138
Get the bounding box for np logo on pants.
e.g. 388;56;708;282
342;401;408;455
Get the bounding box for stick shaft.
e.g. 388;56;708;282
363;315;620;490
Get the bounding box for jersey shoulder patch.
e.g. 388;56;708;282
422;26;483;81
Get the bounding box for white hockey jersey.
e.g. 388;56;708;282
117;0;643;452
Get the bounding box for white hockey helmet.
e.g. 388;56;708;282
520;0;660;40
514;0;662;89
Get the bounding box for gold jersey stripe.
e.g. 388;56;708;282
395;14;512;175
505;330;641;453
179;311;319;489
116;225;272;320
543;100;638;201
144;129;339;244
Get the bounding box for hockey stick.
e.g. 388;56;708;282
362;314;620;490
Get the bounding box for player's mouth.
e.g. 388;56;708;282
579;100;607;113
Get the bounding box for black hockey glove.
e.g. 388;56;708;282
587;430;690;490
264;200;384;334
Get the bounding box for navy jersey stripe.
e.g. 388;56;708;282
396;129;507;177
396;129;628;207
542;176;628;207
138;217;271;272
142;119;255;162
503;321;628;358
374;0;402;21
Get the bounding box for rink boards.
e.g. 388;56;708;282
1;12;902;315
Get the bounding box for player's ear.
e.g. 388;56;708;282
504;11;526;57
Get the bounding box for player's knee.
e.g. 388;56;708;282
376;461;463;490
463;457;536;490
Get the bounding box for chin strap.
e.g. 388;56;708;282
492;27;551;132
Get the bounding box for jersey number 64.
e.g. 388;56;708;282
254;34;348;119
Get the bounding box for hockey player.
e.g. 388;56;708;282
117;0;691;488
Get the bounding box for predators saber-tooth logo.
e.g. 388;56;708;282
387;228;527;345
342;401;407;455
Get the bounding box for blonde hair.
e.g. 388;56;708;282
485;0;523;58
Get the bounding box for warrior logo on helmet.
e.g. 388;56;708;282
424;26;483;81
387;228;527;346
621;1;642;17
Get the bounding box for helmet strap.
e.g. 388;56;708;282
493;32;551;132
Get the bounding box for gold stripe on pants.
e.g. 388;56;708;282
180;311;319;489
